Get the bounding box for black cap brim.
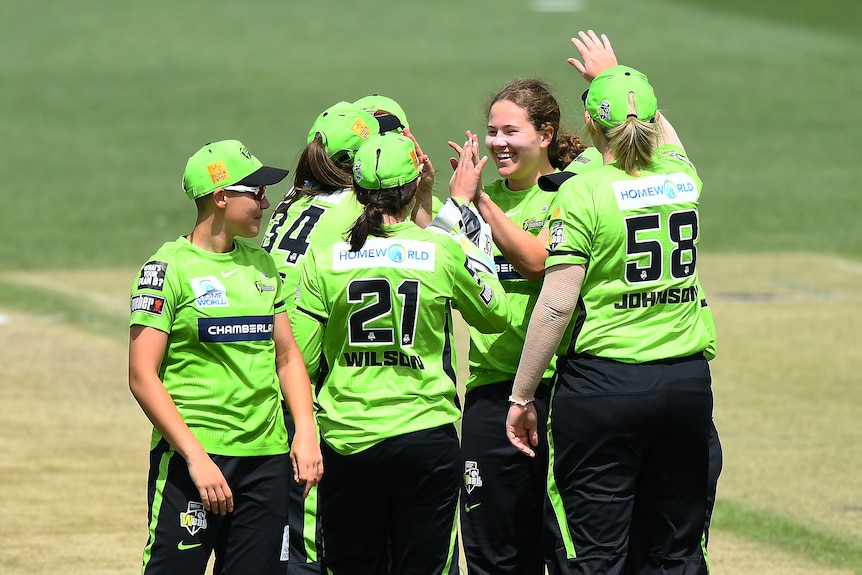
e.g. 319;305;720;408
376;113;405;134
537;171;577;192
237;166;290;187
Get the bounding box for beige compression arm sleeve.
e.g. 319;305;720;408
510;263;586;403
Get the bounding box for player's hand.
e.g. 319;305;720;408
187;453;234;515
403;128;435;196
403;128;435;227
568;30;618;83
447;132;486;203
448;130;481;168
290;429;324;498
506;403;539;458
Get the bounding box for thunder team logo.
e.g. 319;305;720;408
180;501;208;536
464;461;483;494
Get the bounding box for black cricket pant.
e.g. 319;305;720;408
460;381;565;575
319;424;461;575
550;353;713;575
282;406;325;574
142;438;291;575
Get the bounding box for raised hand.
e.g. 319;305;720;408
448;133;487;203
568;30;619;83
403;128;436;226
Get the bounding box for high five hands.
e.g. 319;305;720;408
447;131;487;203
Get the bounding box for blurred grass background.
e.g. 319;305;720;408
2;0;860;270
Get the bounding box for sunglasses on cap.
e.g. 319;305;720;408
223;184;267;201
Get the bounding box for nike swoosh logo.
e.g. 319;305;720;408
177;541;202;550
464;503;481;513
504;211;520;218
221;269;238;278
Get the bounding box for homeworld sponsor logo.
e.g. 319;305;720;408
180;501;208;536
332;239;435;272
137;260;168;290
613;173;698;210
191;276;228;307
198;315;274;342
342;350;425;370
615;284;699;309
464;460;483;494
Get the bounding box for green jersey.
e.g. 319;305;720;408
129;236;288;456
547;144;711;362
291;221;511;455
261;188;363;311
465;179;555;391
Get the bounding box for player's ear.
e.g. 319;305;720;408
212;189;228;208
539;124;554;148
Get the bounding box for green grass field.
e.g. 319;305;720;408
1;0;861;573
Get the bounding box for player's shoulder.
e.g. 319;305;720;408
234;238;280;270
413;223;462;251
655;143;697;172
556;163;616;195
301;234;348;272
235;237;272;255
140;237;188;267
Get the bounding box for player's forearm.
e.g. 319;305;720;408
656;112;684;151
411;174;435;228
474;191;547;280
511;264;583;402
287;309;324;382
278;361;317;428
129;374;208;463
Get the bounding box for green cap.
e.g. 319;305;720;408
181;139;289;200
353;94;409;130
306;102;378;162
352;132;420;190
585;65;657;129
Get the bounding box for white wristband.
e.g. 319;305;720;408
508;395;534;406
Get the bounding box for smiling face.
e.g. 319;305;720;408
485;99;553;192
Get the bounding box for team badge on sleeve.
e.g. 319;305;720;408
549;221;566;250
478;283;494;306
131;293;166;316
137;261;168;290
